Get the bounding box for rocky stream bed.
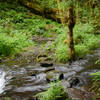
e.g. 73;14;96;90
0;48;100;100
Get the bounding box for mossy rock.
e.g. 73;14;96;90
46;70;59;82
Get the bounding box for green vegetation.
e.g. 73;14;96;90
95;59;100;64
0;1;62;58
55;23;100;63
0;1;100;62
0;0;100;99
37;81;70;100
90;72;100;97
0;2;33;58
0;33;32;57
0;2;62;37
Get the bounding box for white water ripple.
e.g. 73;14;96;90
0;71;6;94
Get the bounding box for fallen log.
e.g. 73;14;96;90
19;0;61;22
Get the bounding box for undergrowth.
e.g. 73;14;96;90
0;2;62;37
0;33;33;58
0;1;100;62
37;81;70;100
55;23;100;63
90;72;100;97
0;1;61;58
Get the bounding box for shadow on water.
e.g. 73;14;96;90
0;49;100;100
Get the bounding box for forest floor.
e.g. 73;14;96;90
0;1;100;64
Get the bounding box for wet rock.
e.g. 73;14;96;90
29;97;38;100
38;54;47;58
67;77;80;88
62;77;83;88
46;70;59;82
61;80;71;89
26;66;46;74
64;71;76;80
30;73;37;77
59;73;64;80
46;71;55;82
66;88;97;100
37;56;53;62
40;62;53;67
14;85;48;93
37;53;48;62
55;66;70;73
70;65;84;72
37;57;47;62
44;67;55;73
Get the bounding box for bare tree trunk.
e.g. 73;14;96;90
67;6;75;62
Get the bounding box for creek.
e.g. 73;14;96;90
0;49;100;100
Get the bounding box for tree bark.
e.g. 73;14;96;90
57;0;65;27
19;0;60;22
67;6;75;62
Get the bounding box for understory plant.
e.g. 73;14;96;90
0;33;33;57
55;23;100;63
37;81;70;100
0;1;62;58
90;72;100;97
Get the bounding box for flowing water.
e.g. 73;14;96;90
0;71;6;94
0;49;100;100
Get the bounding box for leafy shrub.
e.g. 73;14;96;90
37;82;70;100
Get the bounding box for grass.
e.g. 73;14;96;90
37;81;70;100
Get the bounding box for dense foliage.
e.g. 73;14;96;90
55;23;100;62
0;0;100;61
0;2;62;57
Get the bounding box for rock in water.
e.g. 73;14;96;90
59;73;64;80
40;62;53;67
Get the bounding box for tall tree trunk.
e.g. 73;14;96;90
67;5;75;62
57;0;65;27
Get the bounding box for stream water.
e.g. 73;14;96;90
0;49;100;100
0;71;6;94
